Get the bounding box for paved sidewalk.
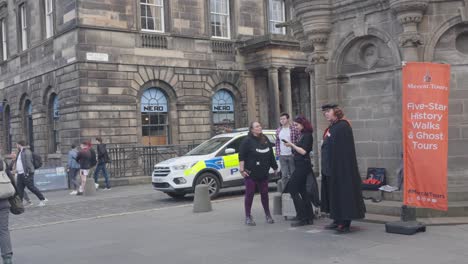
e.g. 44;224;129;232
11;191;468;264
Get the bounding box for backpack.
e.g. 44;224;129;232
89;148;97;168
32;152;43;169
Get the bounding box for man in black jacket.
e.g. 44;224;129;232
93;137;111;190
15;140;48;206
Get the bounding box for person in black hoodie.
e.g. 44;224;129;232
93;137;111;190
239;121;278;226
283;115;314;227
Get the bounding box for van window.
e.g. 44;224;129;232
186;137;231;156
265;134;276;147
219;136;245;156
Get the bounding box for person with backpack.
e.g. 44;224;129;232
67;144;81;195
14;141;48;207
0;157;14;264
75;141;93;195
94;137;111;190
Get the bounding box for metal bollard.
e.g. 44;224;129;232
272;193;282;215
193;184;212;213
84;179;96;196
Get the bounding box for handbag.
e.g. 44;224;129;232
0;162;15;199
9;194;24;215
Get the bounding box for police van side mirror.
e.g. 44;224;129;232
225;148;236;155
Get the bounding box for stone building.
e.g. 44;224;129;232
0;0;311;174
288;0;468;190
1;0;468;190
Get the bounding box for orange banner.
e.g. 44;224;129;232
402;62;450;211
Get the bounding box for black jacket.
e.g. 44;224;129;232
76;149;92;170
239;133;278;181
97;144;110;163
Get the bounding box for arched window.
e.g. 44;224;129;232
49;94;59;153
23;100;34;151
212;89;235;134
141;88;169;145
4;105;12;153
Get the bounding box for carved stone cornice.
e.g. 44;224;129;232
390;0;428;26
309;51;329;65
399;32;424;47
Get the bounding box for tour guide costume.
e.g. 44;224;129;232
320;104;366;232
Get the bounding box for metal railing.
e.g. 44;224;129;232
141;33;168;49
106;144;197;177
211;40;236;55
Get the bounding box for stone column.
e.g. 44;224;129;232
306;66;319;171
268;67;281;128
244;71;257;123
280;67;293;116
390;0;428;61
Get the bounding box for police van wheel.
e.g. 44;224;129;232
166;192;186;199
195;173;220;198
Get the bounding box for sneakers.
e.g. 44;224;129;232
245;216;256;226
38;198;48;207
266;215;275;224
95;183;99;190
103;187;111;191
70;190;78;195
23;200;33;207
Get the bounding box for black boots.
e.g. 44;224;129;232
290;218;313;227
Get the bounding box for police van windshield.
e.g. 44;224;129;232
186;137;232;156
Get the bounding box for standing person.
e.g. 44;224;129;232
75;142;92;195
0;158;13;264
320;104;366;233
239;121;278;226
283;116;314;227
94;137;111;190
67;144;81;195
15;141;48;206
275;112;300;187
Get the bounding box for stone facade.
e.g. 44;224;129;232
0;0;310;182
290;0;468;187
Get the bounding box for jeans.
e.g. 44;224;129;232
68;168;80;190
17;173;45;201
0;207;12;257
244;177;270;218
94;163;110;188
279;155;295;186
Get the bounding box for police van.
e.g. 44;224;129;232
152;129;281;199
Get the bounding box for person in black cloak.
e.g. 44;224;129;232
320;104;366;233
283;115;315;227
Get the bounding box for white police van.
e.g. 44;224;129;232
152;129;281;198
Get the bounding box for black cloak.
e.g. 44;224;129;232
320;119;366;220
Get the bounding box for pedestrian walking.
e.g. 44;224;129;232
94;137;111;190
8;152;32;207
75;142;92;195
239;121;278;226
0;158;13;264
283;115;315;227
320;104;366;234
275;112;300;187
14;141;48;207
67;144;81;195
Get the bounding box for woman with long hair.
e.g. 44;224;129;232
239;121;278;226
283;115;314;227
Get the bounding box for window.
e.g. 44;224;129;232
222;136;244;155
140;0;165;32
45;0;54;38
19;4;27;51
49;94;59;153
24;100;34;150
1;19;7;60
268;0;285;34
141;88;169;145
4;105;12;153
212;89;234;134
210;0;230;39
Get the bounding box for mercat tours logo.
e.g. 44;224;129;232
424;70;432;83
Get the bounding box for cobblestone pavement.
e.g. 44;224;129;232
10;184;250;230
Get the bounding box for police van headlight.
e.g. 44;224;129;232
172;163;194;171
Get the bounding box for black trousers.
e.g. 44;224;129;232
17;173;45;201
288;160;313;221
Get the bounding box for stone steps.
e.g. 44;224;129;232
364;200;468;217
382;187;468;202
